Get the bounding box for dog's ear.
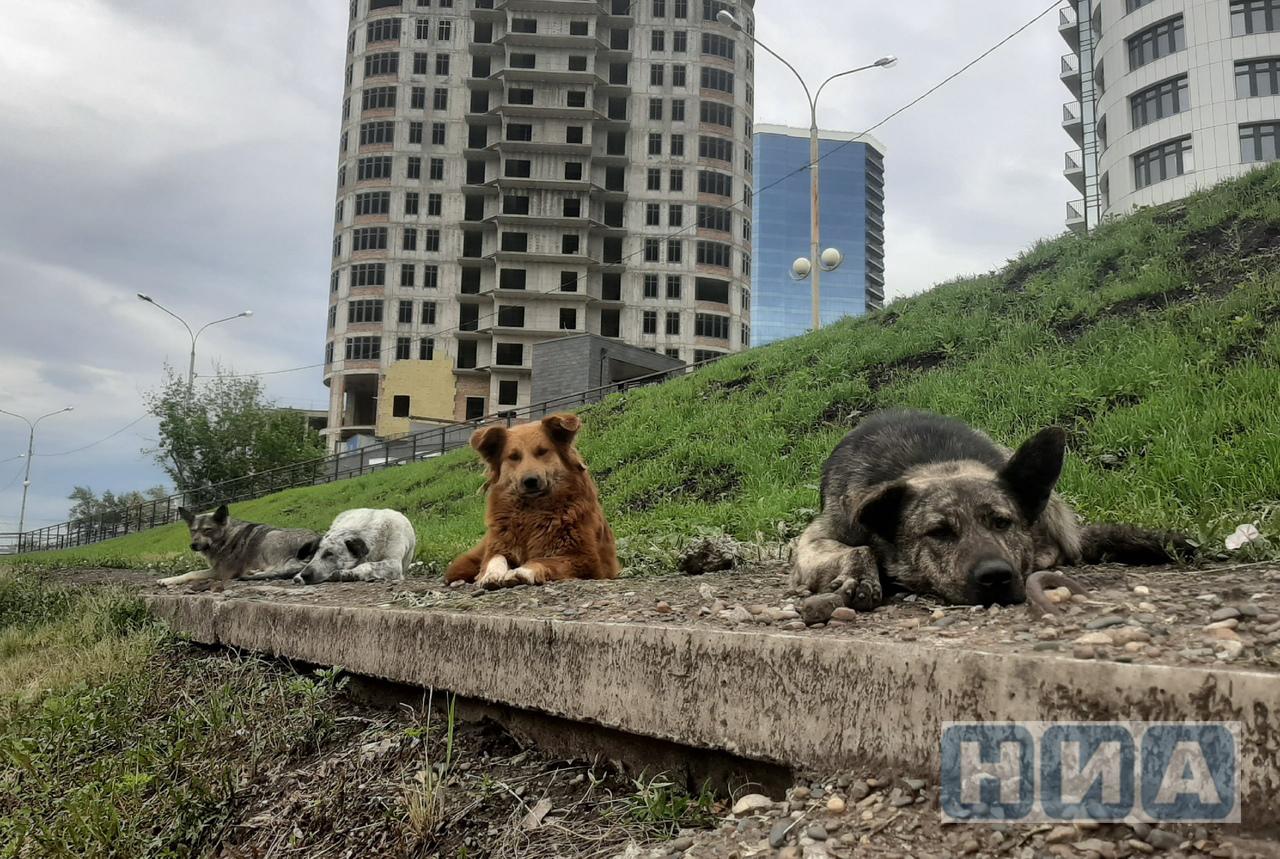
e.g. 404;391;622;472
470;425;507;464
296;537;321;562
998;426;1066;523
344;536;369;560
855;481;913;542
213;504;230;525
178;506;194;526
542;413;581;446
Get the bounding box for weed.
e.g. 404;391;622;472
623;774;717;839
404;689;458;839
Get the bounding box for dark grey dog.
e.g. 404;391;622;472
792;410;1191;610
157;504;318;587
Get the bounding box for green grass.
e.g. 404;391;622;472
0;570;355;857
18;165;1280;573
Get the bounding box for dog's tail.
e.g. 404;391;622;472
1079;524;1196;565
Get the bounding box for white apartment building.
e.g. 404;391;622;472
325;0;757;449
1060;0;1280;232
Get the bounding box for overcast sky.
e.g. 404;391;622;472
0;0;1068;531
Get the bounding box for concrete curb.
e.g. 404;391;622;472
148;594;1280;828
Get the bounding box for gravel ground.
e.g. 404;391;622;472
60;557;1280;673
625;770;1280;859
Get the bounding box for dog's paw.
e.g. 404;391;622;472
477;566;539;589
834;548;882;611
156;578;176;587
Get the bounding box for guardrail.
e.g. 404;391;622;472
2;356;719;555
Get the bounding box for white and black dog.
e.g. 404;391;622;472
292;508;417;584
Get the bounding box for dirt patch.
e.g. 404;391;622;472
1002;254;1059;294
864;349;948;392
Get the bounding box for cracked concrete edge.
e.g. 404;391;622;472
147;594;1280;828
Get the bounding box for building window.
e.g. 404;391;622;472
352;262;386;286
568;54;588;71
674;0;688;16
697;205;731;232
1241;121;1280;162
567;90;586;107
673;30;688;51
559;307;577;329
398;300;414;324
665;311;680;335
1232;0;1280;35
699;67;734;93
652;30;666;51
643;273;660;298
367;18;402;43
667;239;682;263
431;122;446;144
644;239;661;262
357;156;394;180
565;161;583;180
671;99;685;121
562;234;581;254
328;305;337;329
360;120;395;146
413;52;430;75
648;133;663;155
355;191;391;215
699;101;733;128
395;339;412;361
649;98;663;120
1126;0;1157;11
1133;136;1192;189
498;380;519;406
670;134;685;157
1127;17;1184;71
701;32;735;59
696;241;731;268
429;157;445;180
437;19;452;41
364;52;400;78
495;343;524;365
422;301;438;324
672;64;687;87
650;65;665;86
345;336;381;360
698;135;732;162
497;305;525;327
353;227;388;251
424;228;441;251
326;341;334;364
416;18;431;39
436;54;450;75
411;86;426;109
670;169;684;191
666;275;682;299
1130;75;1189;128
669;204;684;226
407;156;422;179
647;168;662;190
348;299;384;324
601;308;621;338
401;262;416;287
423;264;438;288
694;313;730;339
1236;57;1280;97
331;270;341;293
697;169;732;198
465;397;485;419
405;191;420;215
694;349;723;363
420;337;435;360
643;310;658;334
645;203;661;226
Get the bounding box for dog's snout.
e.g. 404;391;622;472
522;475;543;492
969;559;1018;605
190;542;200;551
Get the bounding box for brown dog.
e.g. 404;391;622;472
445;413;620;589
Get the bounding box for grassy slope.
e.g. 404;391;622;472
21;165;1280;573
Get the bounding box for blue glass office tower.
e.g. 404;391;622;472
751;125;885;345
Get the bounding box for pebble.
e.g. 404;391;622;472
1072;644;1096;660
1086;615;1127;630
1237;603;1261;618
1074;632;1116;646
1127;839;1156;854
1205;627;1241;641
825;795;846;813
1045;825;1076;844
668;836;694;851
1045;586;1074;604
719;606;753;624
1128;820;1152;839
655;601;672;614
830;607;859;622
790;787;810;800
1264;629;1280;644
848;781;871;802
1147;829;1182;850
805;823;828;841
931;609;946;620
1112;628;1151;645
800;594;842;626
1209;606;1242;622
731;794;773;815
1133;585;1151;595
1217;640;1245;660
1198;593;1223;604
769;819;794;848
782;620;807;631
1137;602;1158;612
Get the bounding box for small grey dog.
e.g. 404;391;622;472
292;508;416;584
158;504;318;587
792;410;1192;610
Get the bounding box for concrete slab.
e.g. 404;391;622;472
148;593;1280;830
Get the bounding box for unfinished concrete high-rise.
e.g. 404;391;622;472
325;0;756;450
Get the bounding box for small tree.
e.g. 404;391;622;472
144;366;327;493
67;486;168;523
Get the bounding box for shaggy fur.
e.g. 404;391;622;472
792;410;1193;609
157;504;318;587
445;413;620;589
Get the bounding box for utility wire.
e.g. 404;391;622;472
34;414;150;458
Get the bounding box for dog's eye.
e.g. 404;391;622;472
507;452;522;462
925;524;956;541
534;447;549;458
990;516;1015;532
322;551;334;560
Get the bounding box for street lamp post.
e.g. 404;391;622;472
136;294;253;398
0;406;74;542
717;10;895;331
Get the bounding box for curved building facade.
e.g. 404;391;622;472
1061;0;1280;232
326;0;756;449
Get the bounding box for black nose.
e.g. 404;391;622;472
972;558;1013;591
190;542;199;551
522;476;542;491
